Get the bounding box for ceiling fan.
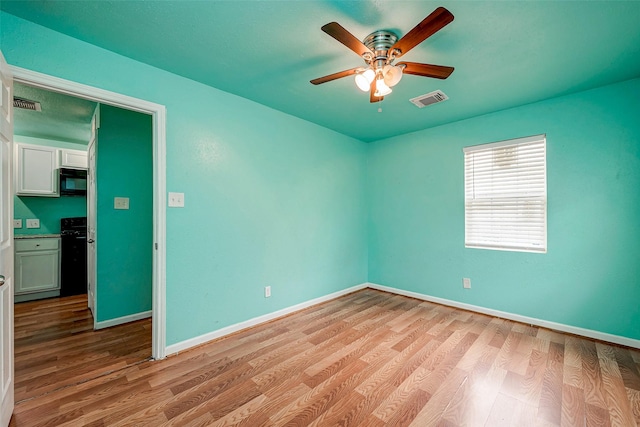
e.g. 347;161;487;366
310;7;455;103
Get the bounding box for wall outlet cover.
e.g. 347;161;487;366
114;197;130;210
168;192;185;208
264;286;271;298
463;278;471;289
26;219;40;229
13;219;22;229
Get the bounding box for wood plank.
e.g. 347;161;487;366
585;402;611;427
596;342;637;427
440;346;503;426
581;338;609;409
408;367;468;426
561;384;585;427
537;341;564;425
614;346;640;391
627;387;640;426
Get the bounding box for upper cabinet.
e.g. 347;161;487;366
61;148;88;169
15;143;59;197
15;142;89;197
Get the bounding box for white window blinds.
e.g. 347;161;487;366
464;135;547;253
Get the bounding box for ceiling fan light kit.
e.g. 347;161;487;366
311;7;455;103
383;65;404;87
355;68;375;91
374;77;392;97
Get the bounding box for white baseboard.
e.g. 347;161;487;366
95;310;152;330
366;282;640;349
165;283;368;356
165;280;639;356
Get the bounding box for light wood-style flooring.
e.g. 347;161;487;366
10;289;640;426
13;294;151;403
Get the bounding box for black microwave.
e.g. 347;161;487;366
60;168;87;196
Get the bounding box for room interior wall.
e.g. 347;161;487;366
367;77;640;341
0;12;369;346
95;104;153;322
4;10;638;347
13;136;87;235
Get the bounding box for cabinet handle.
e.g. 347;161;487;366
0;275;5;287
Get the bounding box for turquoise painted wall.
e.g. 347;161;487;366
14;196;86;235
14;136;87;235
0;12;368;345
95;104;153;322
367;78;640;340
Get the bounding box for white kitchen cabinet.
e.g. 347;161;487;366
15;143;59;197
14;237;61;295
61;148;88;169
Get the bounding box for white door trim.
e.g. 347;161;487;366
10;66;167;359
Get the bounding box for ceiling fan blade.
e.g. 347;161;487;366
398;62;454;79
390;7;454;58
310;67;362;85
322;22;373;57
370;78;383;103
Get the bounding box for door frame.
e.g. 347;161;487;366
10;66;167;360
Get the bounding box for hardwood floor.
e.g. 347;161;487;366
13;294;152;403
10;289;640;426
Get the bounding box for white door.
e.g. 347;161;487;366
0;51;15;427
87;113;97;319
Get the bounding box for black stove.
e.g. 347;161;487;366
60;217;87;297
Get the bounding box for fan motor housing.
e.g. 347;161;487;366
363;30;398;64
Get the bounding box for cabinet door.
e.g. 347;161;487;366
15;144;59;197
15;249;60;294
61;149;88;169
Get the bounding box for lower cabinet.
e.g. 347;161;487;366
15;238;60;296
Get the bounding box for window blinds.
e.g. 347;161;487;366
464;135;547;253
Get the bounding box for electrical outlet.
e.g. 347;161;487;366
264;286;271;298
168;192;185;208
13;219;22;229
463;278;471;289
26;219;40;229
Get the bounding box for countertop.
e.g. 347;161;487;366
14;234;60;239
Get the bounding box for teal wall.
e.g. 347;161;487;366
14;196;86;235
368;78;640;340
0;12;368;344
14;137;87;235
95;104;153;322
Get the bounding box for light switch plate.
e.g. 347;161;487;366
26;219;40;229
114;197;130;210
13;219;22;229
168;192;185;208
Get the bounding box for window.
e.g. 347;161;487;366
464;134;547;253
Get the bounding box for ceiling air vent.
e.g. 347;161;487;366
13;97;42;111
409;90;448;108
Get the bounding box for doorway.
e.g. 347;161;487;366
11;66;166;361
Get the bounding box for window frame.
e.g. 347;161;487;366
463;134;547;253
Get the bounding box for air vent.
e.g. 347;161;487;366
410;90;448;108
13;97;42;111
